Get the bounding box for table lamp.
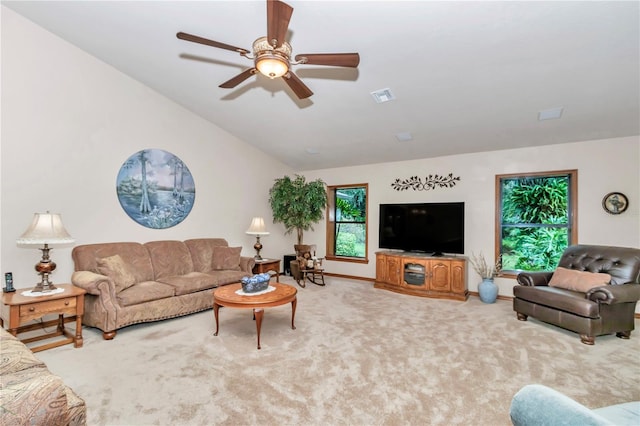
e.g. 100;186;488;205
16;212;75;292
246;217;269;260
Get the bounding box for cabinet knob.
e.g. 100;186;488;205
65;301;70;306
29;307;35;312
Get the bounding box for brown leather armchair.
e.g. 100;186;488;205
513;244;640;345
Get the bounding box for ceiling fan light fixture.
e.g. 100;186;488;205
256;54;289;78
253;37;291;79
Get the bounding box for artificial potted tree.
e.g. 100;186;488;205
268;174;327;245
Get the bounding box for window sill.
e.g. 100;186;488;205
325;255;369;264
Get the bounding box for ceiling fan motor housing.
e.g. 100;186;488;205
253;36;291;78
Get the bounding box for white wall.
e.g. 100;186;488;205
1;7;295;289
2;7;639;315
303;136;640;306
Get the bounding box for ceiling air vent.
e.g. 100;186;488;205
395;132;413;142
371;88;396;104
538;107;564;121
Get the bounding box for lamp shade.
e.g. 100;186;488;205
246;217;270;235
16;212;74;245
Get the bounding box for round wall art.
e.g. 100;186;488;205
116;149;195;229
602;192;628;215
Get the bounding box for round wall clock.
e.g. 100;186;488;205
116;149;195;228
602;192;628;215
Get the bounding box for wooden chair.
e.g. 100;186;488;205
291;244;325;287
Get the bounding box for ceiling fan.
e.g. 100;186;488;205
176;0;360;99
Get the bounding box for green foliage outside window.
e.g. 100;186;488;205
500;176;571;271
335;187;366;258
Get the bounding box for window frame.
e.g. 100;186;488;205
325;183;369;264
495;169;578;277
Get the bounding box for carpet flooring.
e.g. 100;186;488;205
36;276;640;425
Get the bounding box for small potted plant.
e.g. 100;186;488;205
469;252;502;303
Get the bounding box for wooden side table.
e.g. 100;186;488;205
0;283;86;352
252;258;281;282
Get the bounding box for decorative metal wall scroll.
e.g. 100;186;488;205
117;149;195;229
391;173;461;191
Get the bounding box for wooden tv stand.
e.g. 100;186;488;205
374;251;468;301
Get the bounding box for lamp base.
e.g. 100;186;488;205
33;283;57;293
33;246;57;292
253;236;263;260
33;272;57;292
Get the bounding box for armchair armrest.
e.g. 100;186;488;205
510;384;612;426
586;283;640;305
71;271;113;296
239;256;256;274
516;271;554;287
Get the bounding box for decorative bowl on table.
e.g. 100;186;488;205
241;273;271;293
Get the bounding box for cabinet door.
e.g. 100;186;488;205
376;254;386;282
386;257;402;285
429;260;451;292
450;259;466;294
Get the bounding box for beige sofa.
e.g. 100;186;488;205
0;327;86;425
71;238;255;340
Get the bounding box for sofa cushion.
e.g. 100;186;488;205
157;272;221;295
513;285;600;318
96;254;137;293
72;242;154;283
549;267;611;292
211;246;242;271
184;238;230;272
116;281;176;307
145;240;194;279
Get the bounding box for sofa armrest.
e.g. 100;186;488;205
71;270;114;296
516;271;554;287
510;384;612;426
586;283;640;305
239;256;256;274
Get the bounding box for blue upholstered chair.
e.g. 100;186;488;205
510;384;640;426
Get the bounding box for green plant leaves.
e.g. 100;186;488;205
269;175;327;243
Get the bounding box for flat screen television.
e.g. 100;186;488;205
379;202;465;255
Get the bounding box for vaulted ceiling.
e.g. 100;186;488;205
4;1;639;170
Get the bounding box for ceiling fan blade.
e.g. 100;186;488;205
219;68;257;88
177;32;250;55
283;71;313;99
267;0;293;48
295;53;360;68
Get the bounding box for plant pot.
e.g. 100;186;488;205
478;278;498;303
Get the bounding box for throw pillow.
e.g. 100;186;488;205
548;267;611;292
211;246;242;271
96;254;137;293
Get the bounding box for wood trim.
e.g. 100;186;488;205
468;291;512;301
14;316;77;333
324;256;369;264
324;272;375;282
325;183;369;260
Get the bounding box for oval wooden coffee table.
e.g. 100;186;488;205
213;282;297;349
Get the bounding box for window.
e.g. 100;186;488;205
326;184;368;262
496;170;577;274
